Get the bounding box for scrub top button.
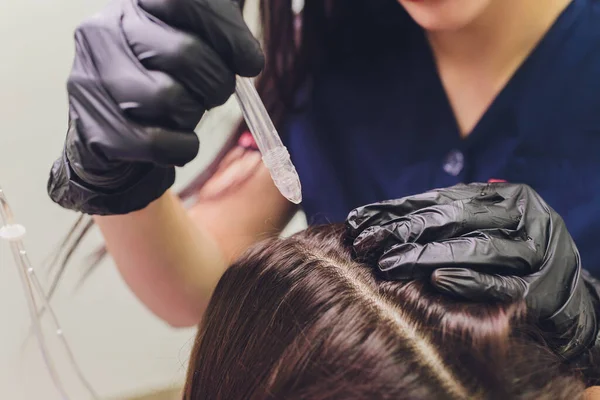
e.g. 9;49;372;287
443;150;464;176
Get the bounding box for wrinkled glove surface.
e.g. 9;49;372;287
48;0;264;215
347;182;599;359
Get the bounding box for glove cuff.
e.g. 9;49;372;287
544;267;599;359
582;269;600;349
47;150;175;215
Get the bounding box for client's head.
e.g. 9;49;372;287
183;224;589;399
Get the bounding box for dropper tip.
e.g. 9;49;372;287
272;170;302;205
262;147;303;205
288;193;303;205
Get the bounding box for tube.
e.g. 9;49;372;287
234;76;303;204
0;187;97;399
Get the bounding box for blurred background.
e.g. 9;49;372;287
0;0;305;398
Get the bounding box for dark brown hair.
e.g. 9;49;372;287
183;224;590;400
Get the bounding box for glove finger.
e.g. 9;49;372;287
376;230;540;280
69;95;200;167
352;200;522;258
139;0;264;76
117;70;206;131
74;12;204;131
347;191;460;238
68;52;200;167
123;6;235;108
431;268;528;303
346;183;493;237
135;125;200;166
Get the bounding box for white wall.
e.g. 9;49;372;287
0;0;291;399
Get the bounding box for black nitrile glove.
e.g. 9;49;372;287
48;0;264;215
346;183;600;359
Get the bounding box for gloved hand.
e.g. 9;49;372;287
346;183;600;359
48;0;264;215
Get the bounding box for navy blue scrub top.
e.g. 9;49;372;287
283;0;600;275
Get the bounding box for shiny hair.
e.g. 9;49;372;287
183;224;590;399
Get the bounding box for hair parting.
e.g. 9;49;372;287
182;224;593;399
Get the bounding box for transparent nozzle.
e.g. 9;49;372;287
234;77;303;204
262;147;302;204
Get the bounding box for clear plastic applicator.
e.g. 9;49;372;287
234;76;302;204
